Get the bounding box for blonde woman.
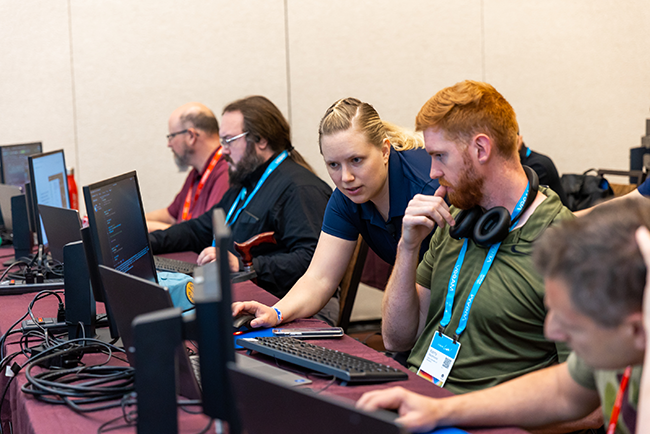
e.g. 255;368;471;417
233;98;439;326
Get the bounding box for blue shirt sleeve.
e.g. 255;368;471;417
321;189;360;241
638;178;650;197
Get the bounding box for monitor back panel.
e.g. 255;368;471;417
0;184;23;230
229;365;406;434
38;204;81;262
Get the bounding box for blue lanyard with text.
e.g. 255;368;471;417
440;182;531;339
224;150;288;227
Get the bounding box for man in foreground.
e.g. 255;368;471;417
359;197;646;434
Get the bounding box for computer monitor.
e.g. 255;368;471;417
0;142;42;187
81;226;119;338
82;171;158;283
192;209;241;432
28;150;70;247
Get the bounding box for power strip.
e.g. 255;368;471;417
21;317;67;334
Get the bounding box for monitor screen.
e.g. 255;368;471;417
83;171;157;283
28;150;70;247
1;142;43;187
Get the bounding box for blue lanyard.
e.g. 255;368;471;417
224;150;288;227
525;147;532;157
440;181;531;339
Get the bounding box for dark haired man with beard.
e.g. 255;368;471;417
149;96;333;317
146;102;229;232
381;81;583;403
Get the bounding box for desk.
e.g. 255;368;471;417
0;276;526;434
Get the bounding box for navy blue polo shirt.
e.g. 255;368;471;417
322;146;439;265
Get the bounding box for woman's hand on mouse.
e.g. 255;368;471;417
232;301;279;328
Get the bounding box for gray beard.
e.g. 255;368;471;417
173;151;190;172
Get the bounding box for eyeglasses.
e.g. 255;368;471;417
166;129;189;141
220;132;248;148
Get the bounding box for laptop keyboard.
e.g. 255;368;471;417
237;336;408;384
154;256;197;275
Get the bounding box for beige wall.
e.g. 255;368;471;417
1;0;649;213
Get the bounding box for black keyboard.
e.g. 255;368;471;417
154;256;197;275
236;336;408;384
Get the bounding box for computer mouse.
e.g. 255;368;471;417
233;313;256;332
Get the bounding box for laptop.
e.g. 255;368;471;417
98;264;201;399
0;184;22;230
38;204;81;263
97;265;309;401
229;363;408;434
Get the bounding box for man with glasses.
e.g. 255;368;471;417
146;102;229;231
149;96;334;321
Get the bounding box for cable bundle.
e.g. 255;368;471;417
21;338;134;412
0;290;214;434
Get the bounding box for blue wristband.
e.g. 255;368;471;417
272;307;283;324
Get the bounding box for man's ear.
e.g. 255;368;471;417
626;312;646;351
471;134;493;165
256;137;269;151
187;127;199;146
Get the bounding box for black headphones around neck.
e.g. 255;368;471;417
448;166;539;246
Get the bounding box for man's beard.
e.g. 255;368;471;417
226;143;265;187
173;144;192;172
439;152;484;210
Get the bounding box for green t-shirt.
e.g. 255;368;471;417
568;353;640;434
408;187;573;394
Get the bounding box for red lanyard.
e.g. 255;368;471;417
181;147;222;221
606;365;632;434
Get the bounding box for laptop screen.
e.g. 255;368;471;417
28;149;70;247
1;142;42;187
83;171;157;283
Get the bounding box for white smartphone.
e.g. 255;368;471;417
272;327;344;339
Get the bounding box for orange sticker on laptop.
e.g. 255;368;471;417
185;281;194;304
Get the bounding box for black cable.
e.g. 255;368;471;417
96;410;137;433
179;400;204;414
1;294;215;432
313;376;337;394
0;290;64;359
25;365;134;396
195;418;215;434
25;291;66;349
0;260;29;282
20;341;134;414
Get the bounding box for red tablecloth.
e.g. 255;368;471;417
0;264;526;434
